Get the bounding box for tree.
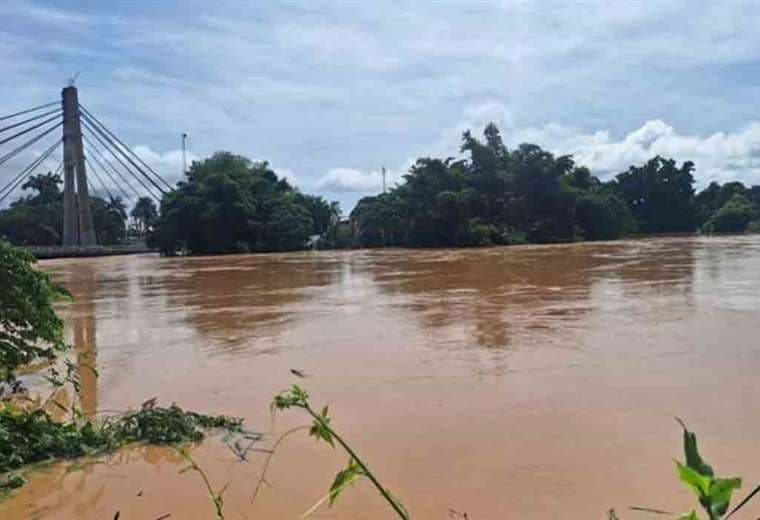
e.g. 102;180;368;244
611;156;696;233
351;124;606;247
298;194;338;235
0;240;69;387
91;196;127;244
150;152;331;255
576;192;636;240
0;172;126;246
702;194;754;233
21;172;62;205
130;196;158;237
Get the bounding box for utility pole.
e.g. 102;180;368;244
382;166;387;194
61;85;96;246
181;132;188;176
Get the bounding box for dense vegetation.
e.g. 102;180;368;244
0;172;127;246
149;152;339;255
130;196;158;238
350;124;760;247
0;240;69;387
1;125;759;253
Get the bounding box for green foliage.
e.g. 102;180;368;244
576;192;637;240
350;128;587;247
348;125;737;249
329;458;366;506
702;194;754;234
634;420;758;520
673;420;742;520
130;196;158;237
612;156;697;233
150;152;338;255
0;402;242;494
0;173;127;246
273;385;409;519
309;406;335;447
0;240;70;386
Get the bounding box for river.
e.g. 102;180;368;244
3;235;760;519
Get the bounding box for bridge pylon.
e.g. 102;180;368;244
61;86;96;246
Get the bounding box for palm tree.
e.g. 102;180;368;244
130;196;158;237
107;196;127;221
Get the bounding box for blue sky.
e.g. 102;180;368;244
1;0;760;212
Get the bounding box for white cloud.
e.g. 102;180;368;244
316;168;382;193
132;145;196;186
510;119;760;187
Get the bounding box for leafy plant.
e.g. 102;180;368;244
632;419;759;520
272;384;410;519
0;401;242;497
178;447;230;520
0;239;70;389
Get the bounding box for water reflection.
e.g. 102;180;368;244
71;262;98;417
158;254;341;354
358;245;619;350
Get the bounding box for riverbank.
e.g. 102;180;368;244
24;243;155;259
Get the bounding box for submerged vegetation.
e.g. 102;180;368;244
0;402;241;488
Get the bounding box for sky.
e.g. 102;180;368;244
1;0;760;212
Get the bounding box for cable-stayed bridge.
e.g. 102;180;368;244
0;85;173;247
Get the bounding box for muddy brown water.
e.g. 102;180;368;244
3;236;760;519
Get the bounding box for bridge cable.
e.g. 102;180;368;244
0;101;58;122
79;106;173;191
0;113;63;148
0;138;62;204
0;108;62;135
0;121;63;169
0;138;62;200
80;120;161;201
85;157;115;202
84;151;133;202
82;133;141;199
79;110;169;194
53;158;64;177
80;117;165;197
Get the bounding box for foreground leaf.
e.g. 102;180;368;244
707;477;741;517
676;461;711;499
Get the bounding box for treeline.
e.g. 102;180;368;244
349;124;760;247
2;125;759;254
0;172;127;246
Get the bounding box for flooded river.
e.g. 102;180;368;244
3;236;760;519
